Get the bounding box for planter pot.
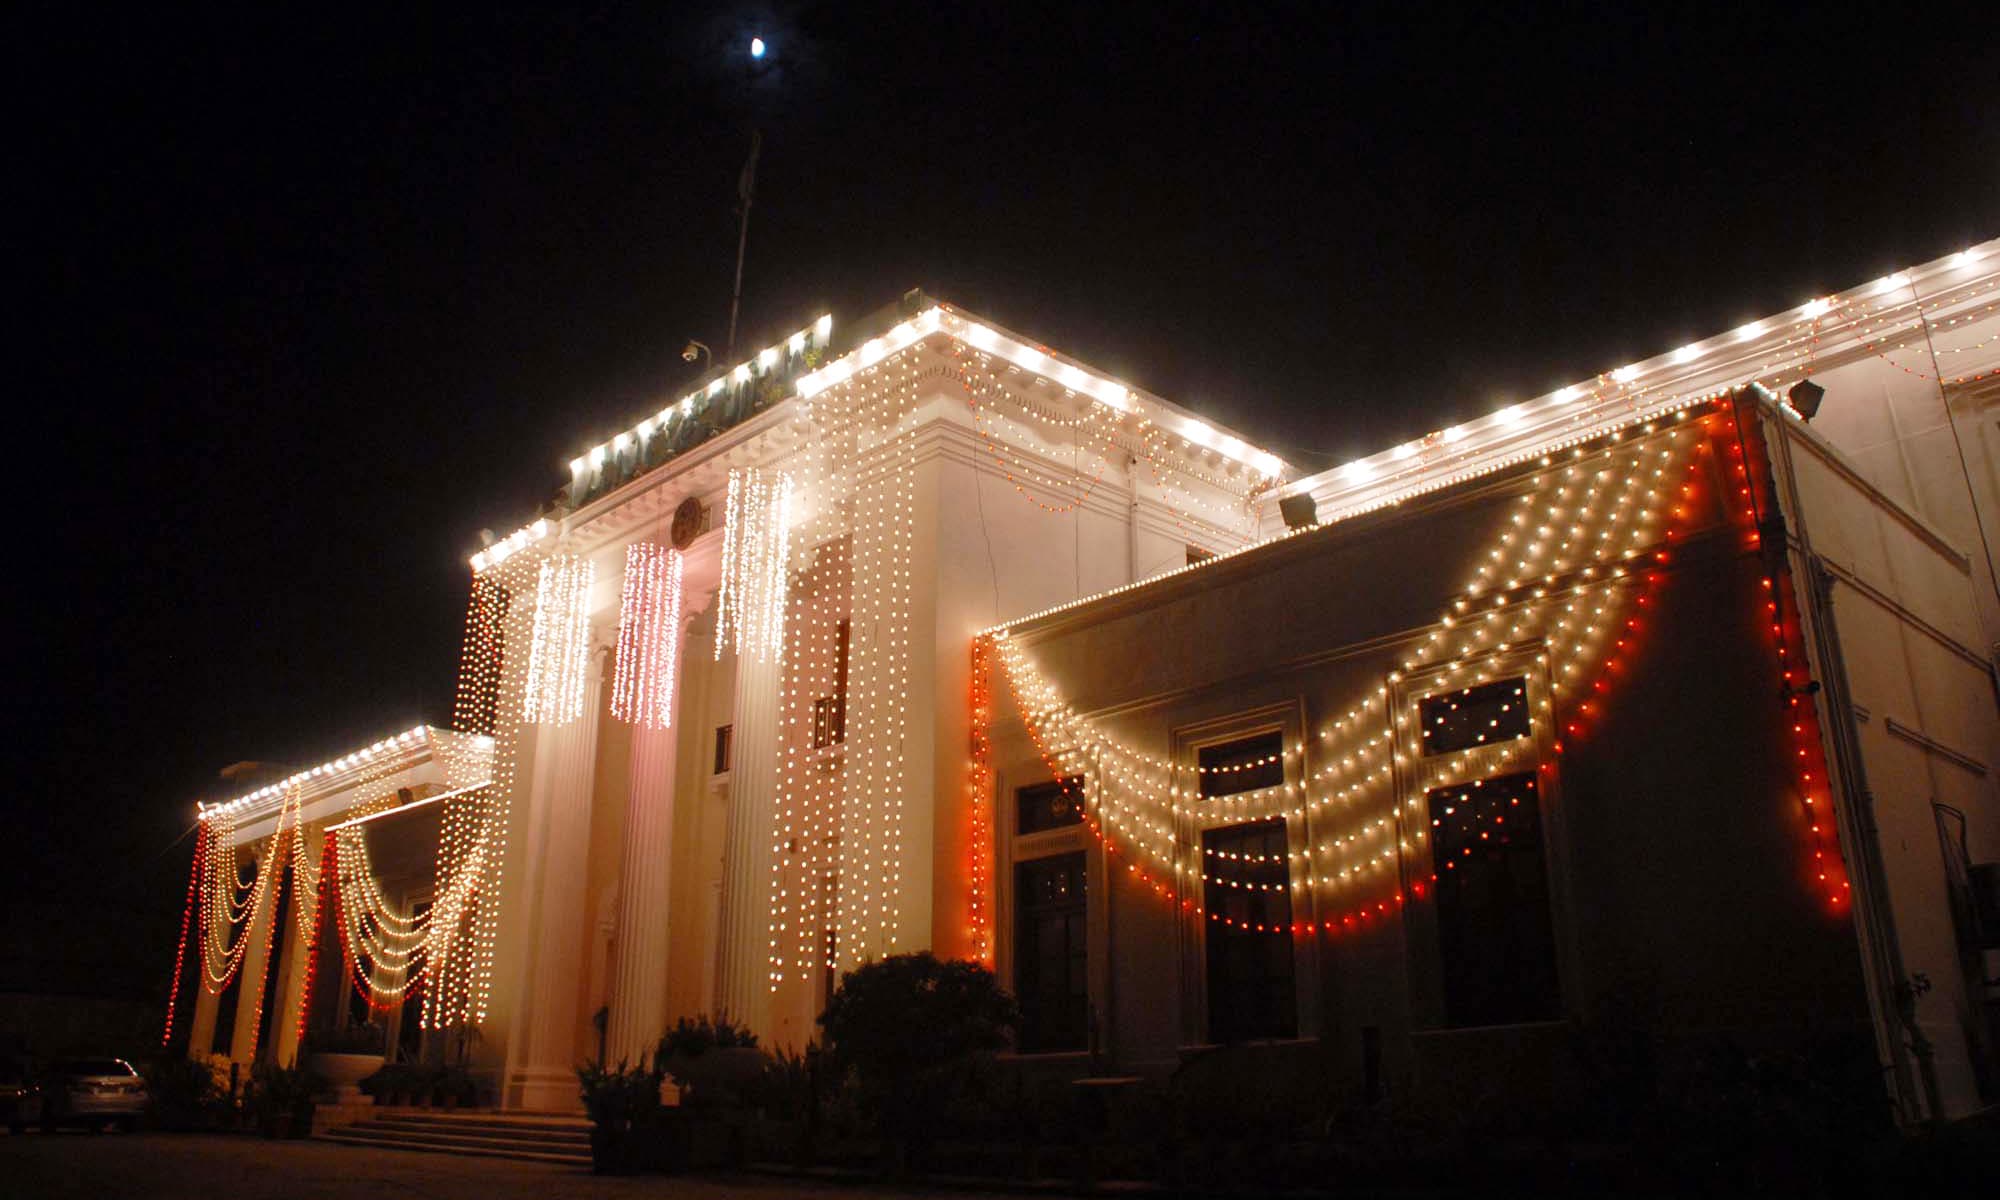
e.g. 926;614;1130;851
308;1053;383;1105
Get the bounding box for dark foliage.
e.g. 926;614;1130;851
817;952;1018;1154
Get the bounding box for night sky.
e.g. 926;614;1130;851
10;4;1996;993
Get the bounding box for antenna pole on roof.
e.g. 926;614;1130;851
726;126;761;361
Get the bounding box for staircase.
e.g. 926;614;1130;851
317;1109;592;1167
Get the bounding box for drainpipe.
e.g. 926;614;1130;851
1765;404;1934;1124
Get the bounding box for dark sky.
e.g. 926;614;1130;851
10;3;1997;961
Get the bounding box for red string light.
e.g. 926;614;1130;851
976;403;1755;947
1721;393;1853;910
966;636;997;962
160;823;208;1047
291;829;336;1051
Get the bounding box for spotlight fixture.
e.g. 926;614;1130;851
1787;379;1826;422
1278;491;1320;530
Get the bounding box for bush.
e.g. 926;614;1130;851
141;1056;222;1131
358;1061;437;1104
818;953;1018;1158
657;1014;758;1061
246;1061;324;1137
577;1058;668;1174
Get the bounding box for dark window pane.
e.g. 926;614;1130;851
1199;731;1286;798
1202;820;1296;1042
1420;678;1531;756
1428;772;1560;1027
714;724;733;774
1017;777;1084;835
1016;852;1088;1053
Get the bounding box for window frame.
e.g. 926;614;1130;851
997;768;1102;1061
1171;701;1317;1048
1392;644;1578;1032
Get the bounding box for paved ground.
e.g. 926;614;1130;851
0;1130;1014;1200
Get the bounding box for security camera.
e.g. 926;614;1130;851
682;339;711;364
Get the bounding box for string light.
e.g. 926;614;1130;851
716;468;793;663
523;553;594;726
980;407;1715;938
611;543;685;729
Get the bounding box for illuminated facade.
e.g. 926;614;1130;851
170;244;2000;1124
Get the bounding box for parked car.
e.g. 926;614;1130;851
39;1058;149;1132
1;1055;40;1133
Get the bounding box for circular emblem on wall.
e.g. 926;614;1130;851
670;495;704;550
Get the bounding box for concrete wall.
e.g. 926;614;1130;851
1766;402;2000;1119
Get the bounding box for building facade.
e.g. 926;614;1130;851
168;243;2000;1124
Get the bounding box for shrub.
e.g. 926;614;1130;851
577;1058;668;1174
817;953;1018;1155
141;1056;220;1130
656;1014;758;1063
246;1061;324;1137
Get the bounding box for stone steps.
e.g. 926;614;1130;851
317;1110;592;1167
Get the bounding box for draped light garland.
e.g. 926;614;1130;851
611;542;685;729
716;468;794;664
977;405;1733;938
427;548;539;1028
330;823;432;1006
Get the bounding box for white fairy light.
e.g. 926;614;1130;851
611;543;686;729
715;468;794;663
522;554;594;725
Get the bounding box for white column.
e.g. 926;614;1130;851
271;829;325;1066
229;844;280;1064
715;645;784;1033
606;634;689;1062
503;649;606;1110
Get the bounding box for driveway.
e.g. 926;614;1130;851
0;1131;1015;1200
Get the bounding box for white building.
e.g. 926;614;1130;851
171;242;2000;1124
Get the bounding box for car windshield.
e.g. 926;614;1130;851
62;1059;135;1077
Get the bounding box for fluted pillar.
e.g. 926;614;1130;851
606;730;681;1061
715;644;785;1033
503;648;607;1110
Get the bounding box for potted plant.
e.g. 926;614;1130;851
577;1058;670;1174
434;1063;477;1109
248;1061;325;1139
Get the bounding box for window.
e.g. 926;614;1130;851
1199;730;1286;798
1015;852;1088;1052
713;724;734;775
1202;819;1296;1043
1427;772;1559;1026
1420;677;1531;756
812;621;851;748
1017;777;1084;835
